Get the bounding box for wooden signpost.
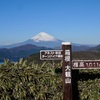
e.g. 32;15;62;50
62;42;72;100
40;42;100;100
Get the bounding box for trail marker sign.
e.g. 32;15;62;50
62;42;72;100
40;42;72;100
40;42;100;100
40;50;63;60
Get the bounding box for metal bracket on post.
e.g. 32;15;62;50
62;42;72;100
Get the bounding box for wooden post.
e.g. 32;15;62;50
62;42;72;100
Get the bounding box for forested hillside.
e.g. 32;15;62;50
73;51;100;60
26;51;100;64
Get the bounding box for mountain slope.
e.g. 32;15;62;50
0;44;51;62
0;32;63;48
0;32;96;50
87;44;100;51
23;32;63;48
72;45;91;51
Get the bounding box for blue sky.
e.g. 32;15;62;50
0;0;100;45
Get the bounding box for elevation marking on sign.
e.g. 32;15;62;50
72;60;100;69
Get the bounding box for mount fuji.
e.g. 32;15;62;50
0;32;63;48
0;32;97;62
0;32;95;50
23;32;62;48
31;32;57;42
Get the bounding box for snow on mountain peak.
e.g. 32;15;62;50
31;32;56;42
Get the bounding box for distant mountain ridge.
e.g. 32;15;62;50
87;44;100;51
0;44;51;62
0;43;98;62
0;32;63;48
0;32;99;62
0;32;96;49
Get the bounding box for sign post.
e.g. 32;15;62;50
62;42;72;100
40;41;100;100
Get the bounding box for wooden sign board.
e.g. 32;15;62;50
40;50;63;60
40;42;100;100
72;60;100;69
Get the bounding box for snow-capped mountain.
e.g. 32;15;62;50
0;32;63;48
23;32;63;48
0;32;96;49
31;32;57;42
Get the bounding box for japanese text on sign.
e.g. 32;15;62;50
72;60;100;69
65;50;70;62
40;50;63;60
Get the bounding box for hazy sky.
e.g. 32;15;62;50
0;0;100;45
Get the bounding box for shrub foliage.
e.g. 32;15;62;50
0;59;62;100
0;59;100;100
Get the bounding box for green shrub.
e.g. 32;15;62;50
0;59;100;100
0;59;62;100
